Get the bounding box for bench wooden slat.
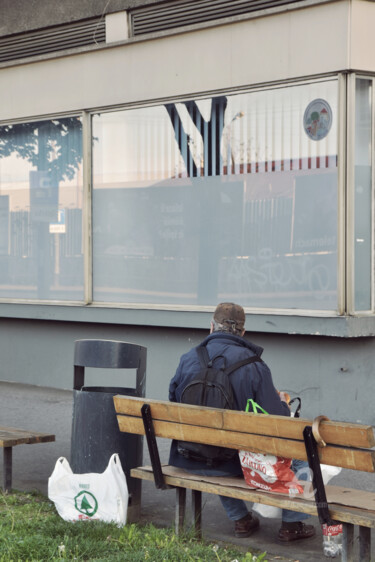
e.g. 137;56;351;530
113;395;375;449
117;415;375;472
0;426;55;447
131;466;375;529
224;411;375;450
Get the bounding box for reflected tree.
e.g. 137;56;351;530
165;96;227;177
0;118;82;182
0;117;82;298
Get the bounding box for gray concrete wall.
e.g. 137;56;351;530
1;317;374;426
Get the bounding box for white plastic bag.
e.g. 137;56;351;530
253;502;282;519
48;453;128;526
321;464;342;484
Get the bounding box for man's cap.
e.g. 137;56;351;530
213;302;245;331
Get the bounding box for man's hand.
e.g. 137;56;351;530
278;391;291;405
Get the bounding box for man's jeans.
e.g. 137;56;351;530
189;459;310;522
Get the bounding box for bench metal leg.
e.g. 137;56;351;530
3;446;12;492
127;481;142;523
191;490;202;539
359;526;371;562
342;523;354;562
175;488;186;535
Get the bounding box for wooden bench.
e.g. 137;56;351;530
113;395;375;562
0;426;55;492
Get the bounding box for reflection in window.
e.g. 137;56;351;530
0;117;84;300
92;80;338;310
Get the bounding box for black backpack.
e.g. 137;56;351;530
177;344;262;466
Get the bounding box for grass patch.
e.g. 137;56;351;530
0;490;268;561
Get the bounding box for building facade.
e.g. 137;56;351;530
0;0;375;423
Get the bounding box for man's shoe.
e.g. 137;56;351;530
234;513;260;538
278;521;316;543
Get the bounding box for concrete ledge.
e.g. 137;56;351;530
0;302;374;337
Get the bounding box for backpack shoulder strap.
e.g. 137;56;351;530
223;355;262;376
196;345;211;368
196;345;226;370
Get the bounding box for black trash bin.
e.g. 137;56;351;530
70;339;146;519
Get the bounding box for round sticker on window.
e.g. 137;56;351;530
303;99;332;141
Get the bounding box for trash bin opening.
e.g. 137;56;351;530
81;386;138;395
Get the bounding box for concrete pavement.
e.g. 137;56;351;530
0;381;372;561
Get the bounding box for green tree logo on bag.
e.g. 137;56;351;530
74;491;98;517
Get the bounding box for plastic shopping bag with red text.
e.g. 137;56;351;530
239;399;303;496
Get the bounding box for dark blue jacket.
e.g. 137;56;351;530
168;331;290;475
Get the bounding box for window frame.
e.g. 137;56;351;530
89;75;343;314
346;73;375;316
0;111;86;304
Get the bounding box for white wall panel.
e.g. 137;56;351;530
0;1;350;121
350;0;375;72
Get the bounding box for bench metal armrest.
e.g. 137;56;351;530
141;404;168;490
303;425;334;526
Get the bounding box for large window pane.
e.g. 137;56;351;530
0;117;84;300
354;79;372;311
92;80;338;310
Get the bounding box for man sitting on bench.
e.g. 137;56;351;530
168;302;315;543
